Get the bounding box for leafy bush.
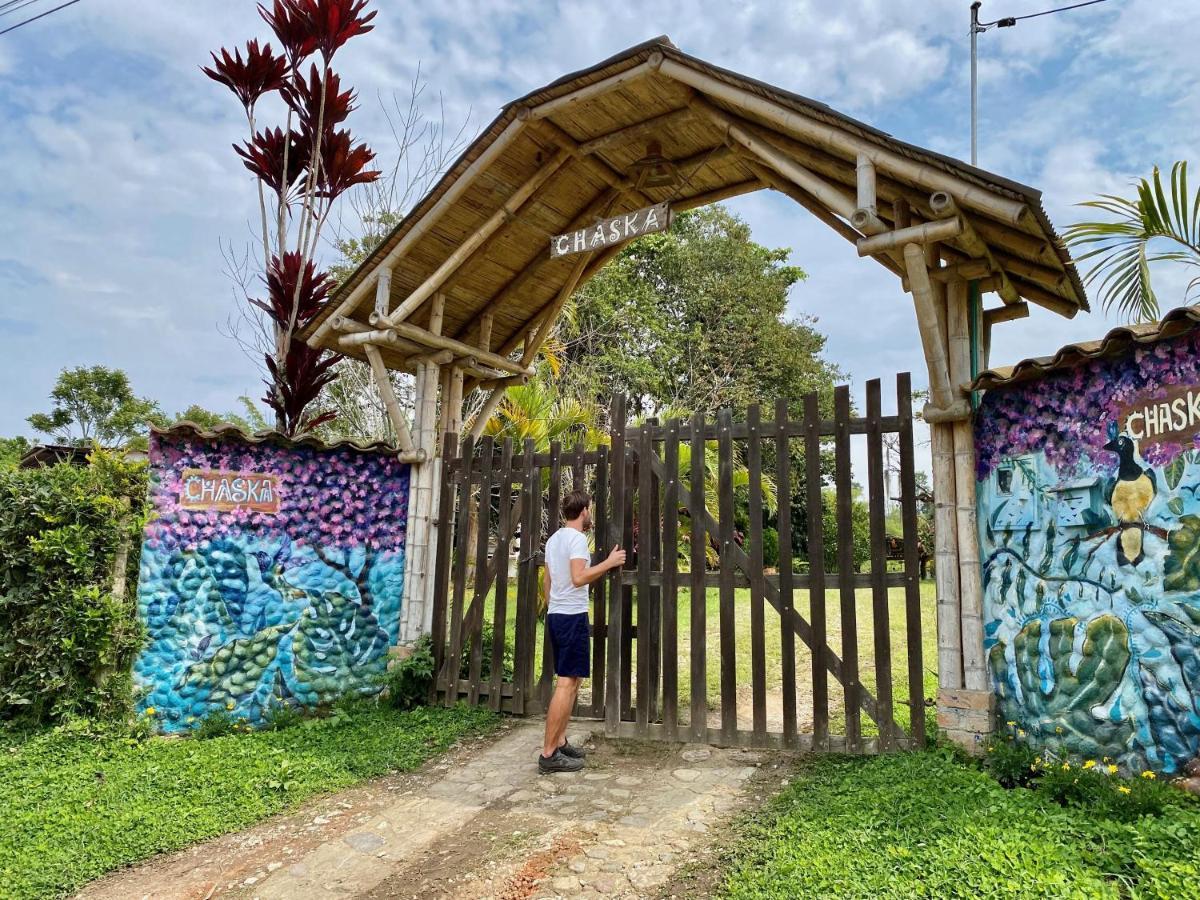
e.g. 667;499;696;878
0;450;148;725
386;624;515;711
760;526;779;569
984;731;1040;788
192;709;238;740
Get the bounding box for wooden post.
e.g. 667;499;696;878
902;244;954;410
447;366;464;437
373;268;393;318
947;279;987;692
363;344;414;451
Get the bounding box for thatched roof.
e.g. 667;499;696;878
303;36;1086;377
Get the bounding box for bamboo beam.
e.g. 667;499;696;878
522;250;592;367
526;116;655;206
929;192;1020;306
857;218;963;257
674;178;762;210
346;325;533;377
577;105;693;156
307;116;527;349
477;312;493;353
447;366;465;436
690;95;885;232
529;52;662;120
902;243;954;409
1010;275;1080;318
478;373;528;391
983;301;1029;326
451;185;622;343
659;58;1033;229
468;384;510;439
931;259;991;282
363;343;414;451
382;149;571;327
373;268;393;318
856;153;876;215
947;279;986;691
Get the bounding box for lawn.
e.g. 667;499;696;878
717;751;1200;899
0;704;498;900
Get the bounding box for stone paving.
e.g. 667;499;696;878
78;719;793;900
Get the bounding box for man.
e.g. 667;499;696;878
538;489;625;773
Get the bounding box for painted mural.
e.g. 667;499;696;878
976;327;1200;774
133;429;409;733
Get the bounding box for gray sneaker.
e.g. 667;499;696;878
538;748;584;773
558;739;587;759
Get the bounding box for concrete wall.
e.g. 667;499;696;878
975;329;1200;774
133;431;409;732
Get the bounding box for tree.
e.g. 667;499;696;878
156;399;270;434
0;437;30;470
558;206;842;417
1064;161;1200;322
204;0;380;435
27;366;159;447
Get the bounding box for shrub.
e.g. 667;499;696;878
0;450;148;725
193;710;237;740
761;526;779;568
983;732;1040;788
385;623;515;711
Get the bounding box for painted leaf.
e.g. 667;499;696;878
1164;515;1200;592
1166;454;1187;491
1169;496;1186;516
291;590;389;706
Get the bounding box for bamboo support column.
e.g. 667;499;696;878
947;279;987;692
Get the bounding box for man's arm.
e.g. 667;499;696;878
542;564;551;608
570;544;626;588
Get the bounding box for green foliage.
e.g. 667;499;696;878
385;633;437;710
719;751;1200;899
0;450;148;725
990;615;1133;759
155;398;270;434
820;486;871;573
558;206;841;417
760;526;779;569
0;436;30;470
1164;514;1200;592
192;709;238;739
27;366;160;447
1064;161;1200;322
0;704;498;898
983;732;1041;788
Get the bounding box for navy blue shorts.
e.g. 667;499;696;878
546;612;590;678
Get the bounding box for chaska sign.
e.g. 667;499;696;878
550;202;671;258
1119;384;1200;447
178;468;280;513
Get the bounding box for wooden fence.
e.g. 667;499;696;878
431;373;927;751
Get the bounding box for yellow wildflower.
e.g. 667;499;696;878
1141;771;1156;780
144;707;156;716
1107;765;1118;775
1082;760;1096;769
1118;786;1132;795
1055;726;1064;734
1006;721;1016;727
1062;762;1071;770
226;701;236;710
1017;729;1026;738
186;717;196;724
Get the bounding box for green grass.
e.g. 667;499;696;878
0;704;499;900
718;751;1200;899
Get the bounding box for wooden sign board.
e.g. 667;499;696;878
179;468;280;513
1119;384;1200;447
550;202;672;258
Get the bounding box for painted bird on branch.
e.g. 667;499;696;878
1103;434;1157;566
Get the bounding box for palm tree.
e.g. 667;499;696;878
1064;161;1200;322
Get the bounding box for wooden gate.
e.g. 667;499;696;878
431;373;927;751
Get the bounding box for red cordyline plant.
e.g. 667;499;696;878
204;0;380;435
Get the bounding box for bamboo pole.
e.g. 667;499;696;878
307;117;527;349
383;149;570;326
468;384;510;439
521;250;592;367
856;153;876;217
348;325;532;377
447;366;465;436
983;301;1029;326
929;330;964;691
577;105;693;156
528;53;662;120
857;219;962;257
947;279;987;692
929;192;1020;306
902;244;954;409
373;268;393;318
363;344;414;451
659;58;1033;229
527;117;655;205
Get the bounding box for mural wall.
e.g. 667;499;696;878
133;428;409;733
976;328;1200;774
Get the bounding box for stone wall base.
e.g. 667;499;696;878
937;688;996;755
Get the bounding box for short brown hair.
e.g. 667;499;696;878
561;489;591;521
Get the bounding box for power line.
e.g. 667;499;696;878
979;0;1110;30
0;0;81;36
0;0;47;16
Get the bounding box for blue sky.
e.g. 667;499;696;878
1;0;1197;439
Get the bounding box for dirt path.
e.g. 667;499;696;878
78;719;793;900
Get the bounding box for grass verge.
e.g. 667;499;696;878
718;750;1200;899
0;703;499;899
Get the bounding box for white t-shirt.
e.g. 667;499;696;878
545;527;592;615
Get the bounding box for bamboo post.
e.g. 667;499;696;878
363;344;414;451
447;366;465;437
373;268;393;318
947;279;987;692
902;244;954;410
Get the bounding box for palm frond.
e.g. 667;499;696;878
1064;161;1200;322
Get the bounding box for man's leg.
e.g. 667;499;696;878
542;676;580;757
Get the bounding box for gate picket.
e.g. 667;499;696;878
512;438;536;715
897;373;927;745
717;407;737;742
636;424;653;735
591;443;609;718
804;393;829;748
688;411;708;742
833;387;862;751
445;435;475;707
489;437;514;712
468;435;494;706
775;399;798;745
866;380;895;748
538;442;562;711
746;404;768;743
605;396;627;734
661;419;680;740
429;432;457;703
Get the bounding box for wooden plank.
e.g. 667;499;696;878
746;404;768;740
896;372;927;746
775;399;798;746
624;417;902;442
621;452;636;722
804;393;829;749
834;386;862;751
591;443;609;718
571;442;585;491
538;442;561;710
512;438;537;715
526;446;545;710
467;435;494;707
429;432;458;704
604;397;627;734
688;411;708;742
648;422;662;724
445;435;475;707
661;419;680;741
489;437;514;712
619;570;909;590
866;380;895;749
635;425;653;735
717;407;737;742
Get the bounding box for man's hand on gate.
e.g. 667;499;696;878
605;544;627;570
